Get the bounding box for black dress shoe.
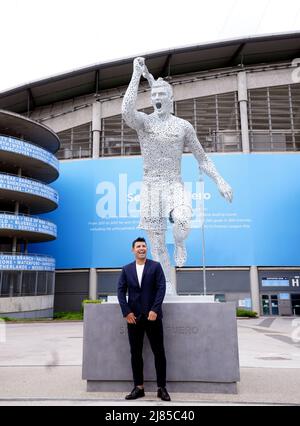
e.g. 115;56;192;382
157;387;171;401
125;387;145;400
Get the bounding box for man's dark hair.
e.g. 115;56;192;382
132;237;147;248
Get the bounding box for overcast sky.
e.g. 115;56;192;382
0;0;300;92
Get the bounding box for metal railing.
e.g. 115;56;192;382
249;130;300;151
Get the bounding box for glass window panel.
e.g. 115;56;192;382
36;272;47;295
249;84;300;152
279;293;290;300
295;133;300;151
262;278;289;287
21;271;37;296
56;123;92;160
269;86;290;130
177;93;241;153
248;88;269;130
285;134;294;151
47;272;55;295
1;271;21;297
102;112;142;157
1;271;11;297
215;294;226;302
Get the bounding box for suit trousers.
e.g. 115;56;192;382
127;315;167;388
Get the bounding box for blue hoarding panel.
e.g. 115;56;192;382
29;154;300;269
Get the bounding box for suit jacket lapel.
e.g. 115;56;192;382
141;259;150;288
131;261;139;287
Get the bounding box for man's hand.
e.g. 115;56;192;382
148;311;157;321
133;57;145;76
126;313;137;324
217;179;233;203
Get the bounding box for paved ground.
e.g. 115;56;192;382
0;317;300;405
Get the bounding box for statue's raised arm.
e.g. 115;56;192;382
122;57;147;131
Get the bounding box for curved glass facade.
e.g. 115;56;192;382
0;270;55;297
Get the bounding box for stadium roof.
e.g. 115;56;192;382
0;32;300;114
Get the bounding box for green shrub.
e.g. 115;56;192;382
236;308;257;318
81;299;102;312
53;312;83;321
82;299;102;305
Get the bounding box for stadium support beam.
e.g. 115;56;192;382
227;43;245;67
250;266;260;316
238;71;250;153
27;88;35;117
161;54;173;78
95;70;100;96
92;101;101;158
89;268;97;300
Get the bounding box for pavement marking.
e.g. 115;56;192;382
257;318;276;328
265;334;300;347
242;325;292;336
257;357;291;361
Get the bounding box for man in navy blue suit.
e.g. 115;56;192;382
118;237;171;401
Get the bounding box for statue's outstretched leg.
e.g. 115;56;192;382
146;230;176;295
171;206;192;267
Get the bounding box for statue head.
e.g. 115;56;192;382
142;62;174;116
150;78;174;116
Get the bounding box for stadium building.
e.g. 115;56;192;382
1;32;300;318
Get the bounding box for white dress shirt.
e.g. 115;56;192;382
136;263;145;287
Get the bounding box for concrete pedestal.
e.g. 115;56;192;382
82;301;240;394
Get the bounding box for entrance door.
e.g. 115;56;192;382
261;295;279;316
270;295;279;315
262;295;270;315
291;294;300;316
